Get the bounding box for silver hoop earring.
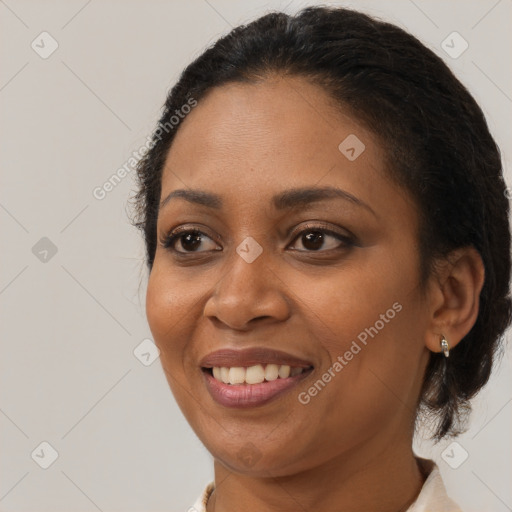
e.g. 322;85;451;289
440;336;450;358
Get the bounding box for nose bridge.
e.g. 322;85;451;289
204;235;290;328
233;236;266;283
219;235;272;303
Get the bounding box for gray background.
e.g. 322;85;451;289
1;0;510;511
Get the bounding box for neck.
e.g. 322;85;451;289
206;435;426;512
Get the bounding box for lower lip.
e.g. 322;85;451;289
202;369;313;408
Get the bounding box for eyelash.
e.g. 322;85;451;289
159;223;355;256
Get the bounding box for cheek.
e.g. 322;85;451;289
145;267;203;416
298;246;425;400
145;265;198;360
296;255;410;354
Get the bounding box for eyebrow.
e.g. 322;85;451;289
159;186;377;217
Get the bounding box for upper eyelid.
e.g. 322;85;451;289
287;221;353;240
161;223;352;251
163;222;348;240
161;223;220;240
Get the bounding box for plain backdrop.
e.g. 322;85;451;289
1;1;511;511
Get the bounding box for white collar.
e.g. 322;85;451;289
190;459;462;512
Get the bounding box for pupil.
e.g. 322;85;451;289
182;233;201;251
303;231;323;250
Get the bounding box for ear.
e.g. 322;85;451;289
424;247;485;354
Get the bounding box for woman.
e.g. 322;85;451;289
131;6;511;511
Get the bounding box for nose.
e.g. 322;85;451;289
203;247;291;331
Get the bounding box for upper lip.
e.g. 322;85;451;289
199;347;314;369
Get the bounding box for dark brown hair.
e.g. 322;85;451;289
130;6;512;439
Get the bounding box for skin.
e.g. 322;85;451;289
146;76;484;512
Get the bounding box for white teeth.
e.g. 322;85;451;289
278;364;290;378
210;363;308;385
245;364;265;384
228;367;246;385
264;364;279;381
220;367;230;384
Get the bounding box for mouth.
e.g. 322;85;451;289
199;348;314;408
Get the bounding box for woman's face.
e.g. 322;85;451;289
146;76;432;476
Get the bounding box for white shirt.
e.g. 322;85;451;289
189;459;462;512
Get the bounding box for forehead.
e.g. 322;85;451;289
160;76;398;214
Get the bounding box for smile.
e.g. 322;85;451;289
199;347;315;408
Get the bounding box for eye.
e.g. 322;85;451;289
160;228;220;253
288;224;353;252
160;223;354;256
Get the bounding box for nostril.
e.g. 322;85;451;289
249;316;276;327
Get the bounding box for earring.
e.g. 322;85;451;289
440;335;450;358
